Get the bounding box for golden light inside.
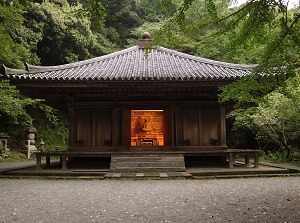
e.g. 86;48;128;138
131;110;164;146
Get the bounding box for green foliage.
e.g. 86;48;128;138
75;0;108;26
223;73;300;159
103;0;144;47
0;151;28;163
10;0;114;66
153;0;299;67
0;80;37;125
219;72;289;108
26;106;69;151
138;0;176;22
0;0;32;68
261;149;300;164
253;92;294;157
0;80;68;151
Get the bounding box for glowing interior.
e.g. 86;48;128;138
131;110;164;146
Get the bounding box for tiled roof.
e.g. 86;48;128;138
2;46;256;82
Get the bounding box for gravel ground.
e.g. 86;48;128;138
0;162;36;169
0;177;299;223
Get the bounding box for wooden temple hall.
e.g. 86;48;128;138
1;32;263;172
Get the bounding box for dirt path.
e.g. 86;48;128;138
0;177;299;223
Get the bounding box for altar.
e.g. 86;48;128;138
131;110;165;147
131;135;164;146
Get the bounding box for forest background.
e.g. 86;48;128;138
0;0;299;163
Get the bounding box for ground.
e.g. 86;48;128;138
0;177;299;223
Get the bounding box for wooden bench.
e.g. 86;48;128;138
34;151;111;170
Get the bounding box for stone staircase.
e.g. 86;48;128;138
110;153;186;173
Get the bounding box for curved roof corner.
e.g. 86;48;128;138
2;65;28;75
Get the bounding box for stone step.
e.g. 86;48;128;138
110;167;186;173
104;172;193;178
110;154;186;173
111;161;185;168
112;152;183;158
111;157;184;162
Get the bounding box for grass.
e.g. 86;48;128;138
0;151;34;163
260;150;300;167
260;155;300;167
234;155;300;168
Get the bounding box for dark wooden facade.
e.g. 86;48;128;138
68;101;227;151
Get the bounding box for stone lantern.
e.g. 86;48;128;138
0;132;10;158
39;139;45;152
25;124;37;158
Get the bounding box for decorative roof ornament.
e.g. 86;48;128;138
137;32;153;49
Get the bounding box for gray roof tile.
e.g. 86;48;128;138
2;46;257;82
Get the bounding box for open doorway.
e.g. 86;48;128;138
131;110;164;146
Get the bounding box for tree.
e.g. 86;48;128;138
21;0;115;65
138;0;176;22
102;0;144;47
216;3;299;154
147;0;299;75
222;72;300;159
0;79;69;150
0;80;36;125
0;0;32;69
154;0;299;158
253;92;294;158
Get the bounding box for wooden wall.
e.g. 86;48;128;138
74;108;112;147
175;107;220;146
69;103;224;149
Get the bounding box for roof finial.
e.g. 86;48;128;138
137;32;153;49
142;32;151;40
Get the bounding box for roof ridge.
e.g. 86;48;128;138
2;65;28;75
159;47;257;70
26;46;139;73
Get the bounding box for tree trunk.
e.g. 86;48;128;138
278;138;291;159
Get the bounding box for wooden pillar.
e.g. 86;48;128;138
92;110;96;146
254;152;259;168
245;155;250;166
46;156;50;168
171;105;175;147
61;155;67;170
121;106;131;147
68;106;75;147
36;154;42;170
198;108;203;146
219;106;226;147
228;152;234;168
174;106;183;146
112;107;121;147
163;107;172;147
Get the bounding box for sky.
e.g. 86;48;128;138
231;0;299;9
